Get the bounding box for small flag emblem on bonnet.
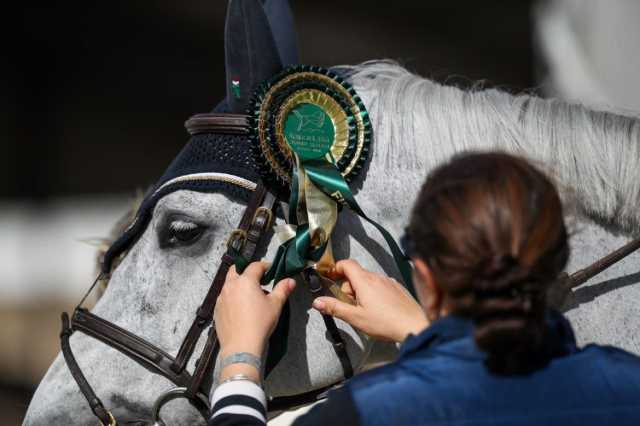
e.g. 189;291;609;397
231;78;241;99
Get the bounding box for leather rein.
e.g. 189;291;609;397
59;112;640;425
60;113;352;426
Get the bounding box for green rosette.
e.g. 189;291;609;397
246;64;414;296
248;65;371;197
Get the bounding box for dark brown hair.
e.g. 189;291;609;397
408;152;569;375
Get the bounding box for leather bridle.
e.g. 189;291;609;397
60;113;353;425
59;113;640;425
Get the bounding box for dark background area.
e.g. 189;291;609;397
5;0;535;200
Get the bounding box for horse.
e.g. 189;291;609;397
25;1;640;425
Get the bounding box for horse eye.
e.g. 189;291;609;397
161;219;205;248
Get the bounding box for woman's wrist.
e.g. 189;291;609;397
218;342;265;384
220;339;266;360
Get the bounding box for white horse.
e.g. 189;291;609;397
25;6;640;426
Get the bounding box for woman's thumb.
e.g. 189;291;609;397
270;278;296;306
313;297;359;323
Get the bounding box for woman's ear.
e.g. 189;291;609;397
413;258;444;321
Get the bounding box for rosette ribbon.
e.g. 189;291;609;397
257;155;416;299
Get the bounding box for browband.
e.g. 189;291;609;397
185;113;250;136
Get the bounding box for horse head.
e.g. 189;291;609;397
25;1;398;424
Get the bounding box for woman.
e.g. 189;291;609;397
209;152;640;425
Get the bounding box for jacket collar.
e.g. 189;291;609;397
399;314;474;358
399;310;578;360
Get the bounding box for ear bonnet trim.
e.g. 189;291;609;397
153;173;257;197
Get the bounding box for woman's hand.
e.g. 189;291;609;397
214;262;295;374
312;259;429;343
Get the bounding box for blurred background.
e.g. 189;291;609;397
3;0;640;423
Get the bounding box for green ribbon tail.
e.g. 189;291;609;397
304;160;416;299
260;224;326;285
260;223;327;376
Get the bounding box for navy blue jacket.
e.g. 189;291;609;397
336;312;640;426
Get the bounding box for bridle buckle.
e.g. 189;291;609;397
252;206;273;230
226;229;247;252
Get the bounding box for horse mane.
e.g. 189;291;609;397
346;61;640;235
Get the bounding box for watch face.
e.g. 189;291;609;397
249;65;371;196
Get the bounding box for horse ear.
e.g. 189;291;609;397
224;0;284;113
263;0;299;66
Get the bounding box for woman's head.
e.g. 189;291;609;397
408;151;569;375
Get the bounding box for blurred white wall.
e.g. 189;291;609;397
0;195;130;303
535;0;640;115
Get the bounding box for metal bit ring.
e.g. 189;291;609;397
151;387;210;426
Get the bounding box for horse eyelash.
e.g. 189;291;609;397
169;220;199;232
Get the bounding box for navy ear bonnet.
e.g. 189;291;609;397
101;0;297;273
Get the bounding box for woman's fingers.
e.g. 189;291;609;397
269;278;296;307
225;265;239;281
340;280;355;298
313;296;361;326
334;260;369;291
241;261;269;282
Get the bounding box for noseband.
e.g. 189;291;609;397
60;113;353;425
